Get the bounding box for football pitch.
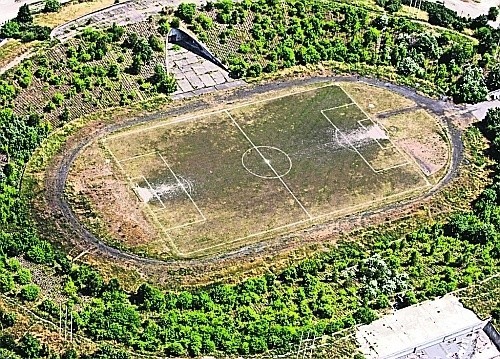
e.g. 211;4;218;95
102;84;434;257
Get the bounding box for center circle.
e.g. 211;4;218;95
241;146;292;179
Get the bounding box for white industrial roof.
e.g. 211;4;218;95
356;295;490;359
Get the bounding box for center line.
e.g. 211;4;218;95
226;110;313;220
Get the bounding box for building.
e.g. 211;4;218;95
356;295;500;359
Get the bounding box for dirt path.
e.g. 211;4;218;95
0;47;35;75
37;75;467;286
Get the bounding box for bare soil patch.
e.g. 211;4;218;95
380;109;450;177
67;140;161;249
34;0;116;28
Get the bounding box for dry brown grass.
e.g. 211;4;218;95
340;81;416;114
34;0;115;28
67;83;439;259
398;5;429;21
67;140;162;250
0;40;36;69
380;109;450;178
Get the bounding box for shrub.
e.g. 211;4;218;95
44;0;61;13
176;3;197;23
20;284;40;302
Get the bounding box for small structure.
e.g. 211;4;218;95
489;89;500;101
0;152;8;169
168;28;228;72
356;295;500;359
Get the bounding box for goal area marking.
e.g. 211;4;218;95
100;83;435;256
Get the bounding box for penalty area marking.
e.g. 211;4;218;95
337;85;431;186
321;108;413;174
157;152;206;221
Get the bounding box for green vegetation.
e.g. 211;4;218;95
178;0;497;103
0;0;500;357
0;5;51;42
44;0;62;13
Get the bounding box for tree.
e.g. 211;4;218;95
376;0;402;13
452;66;488;104
44;0;61;13
353;306;377;324
148;34;164;52
16;334;41;359
107;23;124;42
150;64;177;94
17;4;33;24
0;310;15;329
483;107;500;139
20;284;40;302
1;21;20;38
128;54;143;75
134;283;165;311
132;38;153;62
16;267;32;285
59;107;70;123
0;271;14;293
487;64;500;91
61;348;78;359
176;3;197;23
488;6;499;21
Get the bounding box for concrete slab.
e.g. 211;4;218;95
184;70;204;89
176;78;193;93
210;71;227;85
200;73;217;87
192;64;208;75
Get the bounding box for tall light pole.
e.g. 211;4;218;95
164;34;169;75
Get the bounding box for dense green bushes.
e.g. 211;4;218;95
0;5;51;42
1;0;500;357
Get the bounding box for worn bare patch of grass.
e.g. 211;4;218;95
380;109;450;178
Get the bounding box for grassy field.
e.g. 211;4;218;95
34;0;116;28
78;82;448;258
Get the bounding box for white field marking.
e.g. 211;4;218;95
338;85;431;186
321;110;415;173
355;119;409;170
102;140;181;255
321;102;355;112
140;196;182;256
185;181;432;255
140;176;167;209
357;119;394;151
105;125;431;258
99;84;437;256
101;139;143;197
241;145;293;180
105;82;339;141
226;110;313;220
321;110;379;174
117;151;157;163
157;152;206;221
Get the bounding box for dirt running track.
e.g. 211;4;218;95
40;75;467;287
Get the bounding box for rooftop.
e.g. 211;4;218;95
356;295;500;359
